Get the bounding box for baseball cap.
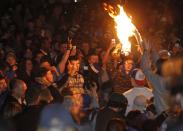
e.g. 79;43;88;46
130;68;145;85
38;104;77;131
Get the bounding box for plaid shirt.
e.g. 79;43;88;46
62;73;85;95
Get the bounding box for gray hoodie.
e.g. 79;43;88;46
141;51;169;114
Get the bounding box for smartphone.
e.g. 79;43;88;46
111;39;116;45
73;46;76;50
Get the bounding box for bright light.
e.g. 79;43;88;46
106;5;142;55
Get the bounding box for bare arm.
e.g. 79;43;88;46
58;50;71;74
102;42;115;67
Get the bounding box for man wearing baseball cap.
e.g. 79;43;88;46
123;68;153;115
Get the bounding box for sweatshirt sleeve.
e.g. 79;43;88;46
141;51;159;89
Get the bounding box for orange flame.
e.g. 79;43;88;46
105;4;142;55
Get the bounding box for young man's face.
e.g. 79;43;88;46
45;70;54;83
26;60;33;71
67;60;80;75
35;53;44;63
89;55;99;64
6;56;16;66
14;81;27;98
124;59;133;71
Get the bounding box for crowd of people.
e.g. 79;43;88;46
0;0;183;131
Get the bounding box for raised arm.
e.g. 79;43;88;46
58;43;72;74
102;42;115;67
140;40;159;86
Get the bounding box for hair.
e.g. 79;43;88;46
9;79;23;92
126;110;146;130
106;118;127;131
39;89;53;104
108;93;128;109
66;56;79;70
25;87;41;106
40;56;51;65
155;58;167;76
68;55;79;62
169;74;183;96
19;58;32;71
99;81;113;106
34;67;49;78
6;52;16;60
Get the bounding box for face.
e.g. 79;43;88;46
24;49;33;59
45;70;54;83
15;81;27;98
6;56;16;66
124;59;133;71
81;43;89;54
89;55;99;64
40;61;51;69
26;60;33;71
35;53;43;63
0;79;7;94
59;44;67;53
67;60;80;75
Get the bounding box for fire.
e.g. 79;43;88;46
105;4;142;55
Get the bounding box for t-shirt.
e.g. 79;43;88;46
123;87;153;115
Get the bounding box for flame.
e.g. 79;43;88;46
105;4;142;55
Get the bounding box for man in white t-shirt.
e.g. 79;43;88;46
123;68;153;115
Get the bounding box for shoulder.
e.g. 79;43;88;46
123;89;134;96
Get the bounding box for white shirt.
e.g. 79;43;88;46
123;87;153;115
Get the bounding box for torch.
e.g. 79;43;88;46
104;2;143;56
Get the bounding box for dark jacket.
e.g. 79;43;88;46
95;107;123;131
0;90;9;110
1;94;23;118
13;105;44;131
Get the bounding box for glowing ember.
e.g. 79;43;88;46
105;4;142;55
